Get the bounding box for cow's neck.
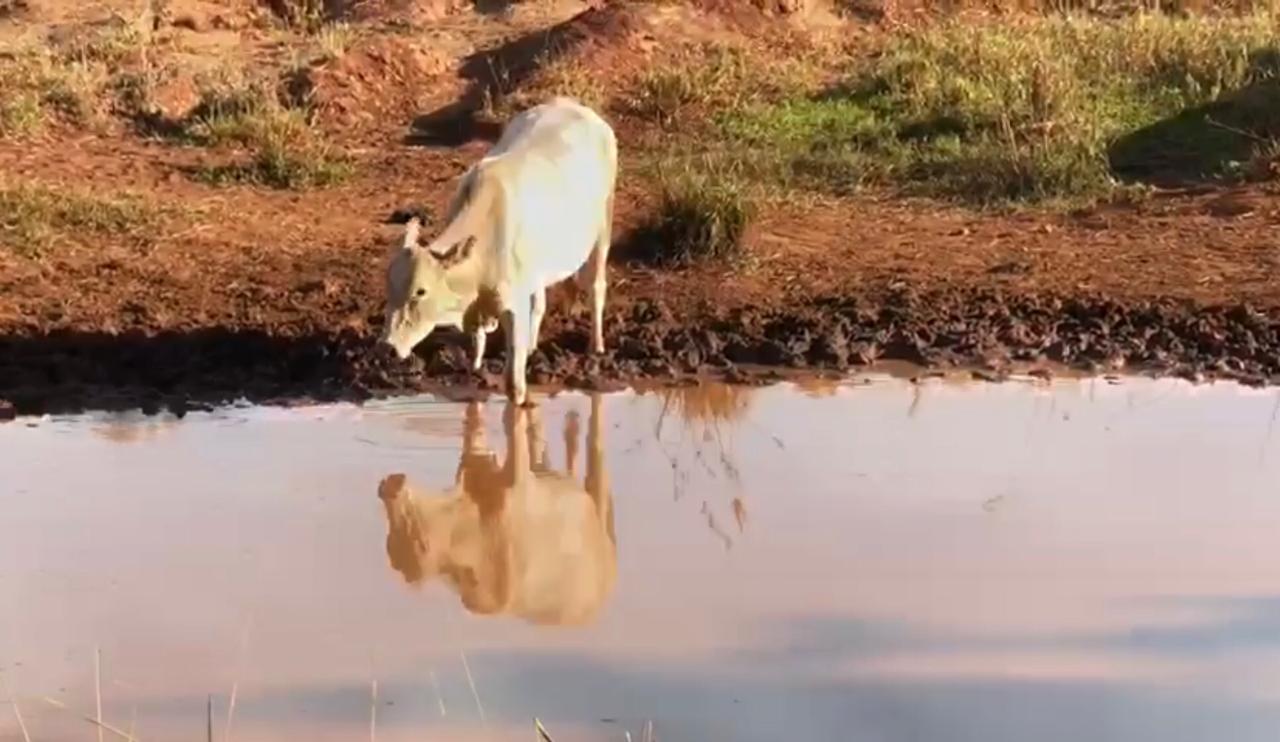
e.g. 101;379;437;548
442;256;484;302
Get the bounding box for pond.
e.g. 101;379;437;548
3;375;1280;741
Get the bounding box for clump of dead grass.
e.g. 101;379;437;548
713;12;1280;205
184;71;285;145
0;182;161;257
310;22;355;62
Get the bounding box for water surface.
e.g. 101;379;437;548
3;375;1280;741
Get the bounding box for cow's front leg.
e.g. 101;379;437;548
465;301;499;373
501;302;533;407
472;325;487;372
528;286;546;362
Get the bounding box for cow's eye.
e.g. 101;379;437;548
414;288;427;299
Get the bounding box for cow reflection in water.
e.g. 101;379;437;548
377;397;616;626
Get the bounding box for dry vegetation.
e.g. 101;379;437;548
181;70;353;188
0;182;162;257
0;4;354;193
3;1;1277;259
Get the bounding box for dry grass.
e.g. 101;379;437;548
0;18;154;137
268;0;331;31
0;89;43;137
0;52;106;135
192;143;353;189
486;52;609;118
310;22;355;62
0;182;162;257
53;21;148;67
183;68;353;189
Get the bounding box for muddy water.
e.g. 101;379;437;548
3;376;1280;742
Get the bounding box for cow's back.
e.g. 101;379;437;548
482;98;617;288
503;470;617;625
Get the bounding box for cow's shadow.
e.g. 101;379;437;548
376;396;616;626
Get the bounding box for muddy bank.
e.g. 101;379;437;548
2;287;1279;417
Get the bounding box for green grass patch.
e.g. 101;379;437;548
705;13;1280;205
0;182;160;257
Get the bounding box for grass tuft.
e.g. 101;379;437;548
184;71;279;145
630;162;755;266
42;61;107;126
181;69;353;189
311;22;354;62
487;51;607;118
623;42;818;127
55;21;147;67
0;182;160;257
0;40;132;136
0;90;43;137
193;145;353;189
269;0;332;32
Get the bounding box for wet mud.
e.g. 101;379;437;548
3;286;1280;417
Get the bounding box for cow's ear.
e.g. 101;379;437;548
431;235;475;268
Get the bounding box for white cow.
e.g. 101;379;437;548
380;97;619;405
376;397;616;626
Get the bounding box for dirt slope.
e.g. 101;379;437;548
1;0;1279;417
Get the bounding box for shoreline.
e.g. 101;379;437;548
4;286;1277;418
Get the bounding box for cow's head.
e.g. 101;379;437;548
379;217;476;360
376;471;508;613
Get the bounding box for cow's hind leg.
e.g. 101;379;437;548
501;301;533;407
588;195;614;355
465;301;499;373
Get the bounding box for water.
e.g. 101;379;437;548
3;375;1280;742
